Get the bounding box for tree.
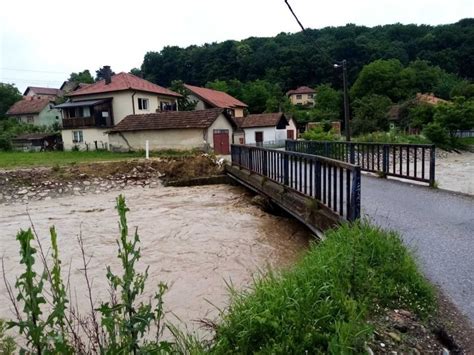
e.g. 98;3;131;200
168;80;197;111
0;83;22;118
434;97;474;135
129;68;142;78
351;94;392;135
68;70;94;84
95;66;115;81
350;59;406;102
407;103;435;130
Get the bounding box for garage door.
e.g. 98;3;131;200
213;129;230;154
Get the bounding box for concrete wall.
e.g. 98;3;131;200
109;129;205;151
188;94;206;110
233;107;245;118
243;127;277;144
62;128;109;151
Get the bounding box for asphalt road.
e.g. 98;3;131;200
361;175;474;324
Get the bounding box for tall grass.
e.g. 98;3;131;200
210;222;435;354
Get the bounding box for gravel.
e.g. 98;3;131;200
362;175;474;325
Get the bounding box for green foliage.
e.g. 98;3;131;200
352;94;392;135
407;102;435;129
0;83;22;117
68;70;94;84
302;126;340;141
210;222;434;354
169;80;198;111
423;122;450;146
353;130;431;144
139;21;474;91
433;97;474;135
95;66;115;82
98;195;168;353
0;319;15;355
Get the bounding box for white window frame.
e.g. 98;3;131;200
72;130;83;143
138;98;149;110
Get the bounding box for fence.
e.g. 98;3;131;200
286;140;435;187
231;144;361;221
453;130;474;138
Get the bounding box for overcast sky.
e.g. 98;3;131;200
1;0;472;92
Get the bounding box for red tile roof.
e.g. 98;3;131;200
184;84;247;108
286;86;316;96
109;108;233;133
24;86;62;96
68;72;181;98
235;112;288;128
6;97;53;115
415;93;448;105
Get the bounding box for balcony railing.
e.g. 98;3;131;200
62;116;113;129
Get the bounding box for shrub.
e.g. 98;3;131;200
210;222;434;354
423;122;450;146
302;126;340;141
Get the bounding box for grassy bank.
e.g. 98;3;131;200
0;149;195;169
208;223;435;354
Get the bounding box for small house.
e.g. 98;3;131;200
6;96;61;127
235;112;296;145
184;84;247;118
286;86;316;106
108;108;235;154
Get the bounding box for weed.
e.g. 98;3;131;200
0;319;15;355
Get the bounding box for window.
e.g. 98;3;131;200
308;94;313;98
27;116;34;124
72;131;83;143
296;94;302;99
138;98;149;110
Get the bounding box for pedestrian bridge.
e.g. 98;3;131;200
225;140;435;234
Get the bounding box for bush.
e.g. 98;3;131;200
210;222;434;354
302;126;340;141
354;130;431;145
423;122;450;146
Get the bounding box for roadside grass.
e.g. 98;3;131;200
353;131;431;145
458;136;474;148
0;149;196;169
208;222;435;354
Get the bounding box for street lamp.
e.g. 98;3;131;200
334;60;351;141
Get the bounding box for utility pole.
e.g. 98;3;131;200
334;60;350;141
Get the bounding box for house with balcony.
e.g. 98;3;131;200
183;84;247;118
286;86;316;106
56;68;181;150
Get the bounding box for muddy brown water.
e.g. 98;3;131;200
0;184;310;340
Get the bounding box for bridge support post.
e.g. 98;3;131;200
283;154;289;186
349;143;355;164
382;145;389;177
429;145;436;187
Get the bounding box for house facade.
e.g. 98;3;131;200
6;96;61;127
184;84;247;118
23;86;63;98
108;108;235;154
235;113;293;145
286;86;316;106
56;71;181;150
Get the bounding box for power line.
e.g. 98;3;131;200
283;0;335;65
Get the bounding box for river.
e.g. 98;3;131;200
0;183;310;340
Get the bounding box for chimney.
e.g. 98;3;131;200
104;65;112;85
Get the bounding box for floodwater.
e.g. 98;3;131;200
0;184;310;339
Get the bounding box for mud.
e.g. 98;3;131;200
0;184;310;339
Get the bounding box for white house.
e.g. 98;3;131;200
235;112;295;145
56;68;181;151
108;108;236;154
6;96;61;127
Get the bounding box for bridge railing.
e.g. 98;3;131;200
286;140;435;187
231;144;361;221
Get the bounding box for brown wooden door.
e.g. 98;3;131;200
213;129;230;154
287;130;295;139
255;131;263;144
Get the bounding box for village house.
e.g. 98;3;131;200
23;86;63;98
108;108;235;154
6;96;61;127
56;68;181;150
286;86;316;106
184;84;247;118
234;112;297;145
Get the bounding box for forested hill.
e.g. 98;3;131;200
140;19;473;91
